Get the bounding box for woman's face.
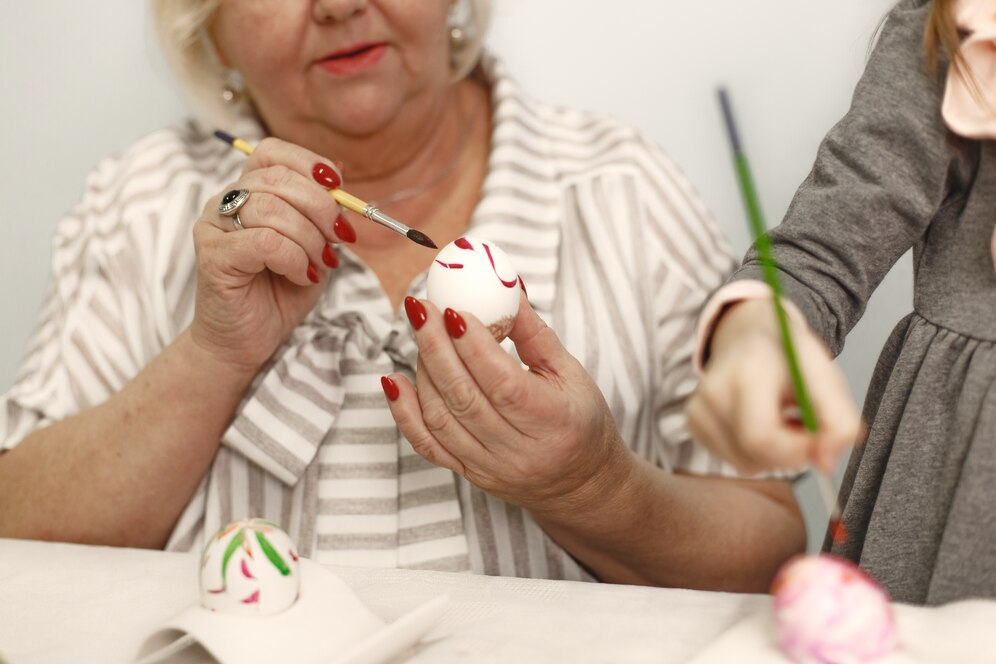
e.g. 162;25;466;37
211;0;454;139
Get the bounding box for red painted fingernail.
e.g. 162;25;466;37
312;163;342;189
404;296;427;330
518;276;528;297
334;214;357;243
307;263;319;283
322;244;339;268
381;376;400;401
444;308;467;338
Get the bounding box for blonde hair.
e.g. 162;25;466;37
924;0;960;72
150;0;492;131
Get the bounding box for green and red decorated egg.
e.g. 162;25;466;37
199;518;300;616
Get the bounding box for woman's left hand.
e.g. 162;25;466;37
384;293;632;511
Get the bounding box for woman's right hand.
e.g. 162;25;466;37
685;299;863;474
189;137;356;373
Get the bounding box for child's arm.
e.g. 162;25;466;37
689;0;976;471
742;0;968;355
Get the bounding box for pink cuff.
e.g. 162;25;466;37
693;281;809;373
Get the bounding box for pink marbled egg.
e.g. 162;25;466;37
772;554;897;663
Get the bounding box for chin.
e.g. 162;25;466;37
321;84;407;137
335;110;397;137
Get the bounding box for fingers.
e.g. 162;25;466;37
686;390;763;474
194;217;317;287
246;137;343;191
203;137;360;283
214;189;331;276
396;296;629;505
798;343;862;471
463;294;582;434
406;299;521;452
242;138;357;245
381;372;466;476
687;366;785;475
690;327;861;474
732;367;813;471
506;291;572;373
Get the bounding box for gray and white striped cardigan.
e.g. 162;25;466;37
1;55;740;580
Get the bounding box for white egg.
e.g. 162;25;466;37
426;236;521;340
199;518;300;616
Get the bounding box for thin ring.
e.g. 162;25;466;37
232;213;245;231
218;189;250;217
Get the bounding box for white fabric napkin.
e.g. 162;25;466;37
136;558;447;664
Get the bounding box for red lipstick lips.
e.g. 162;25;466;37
317;42;386;76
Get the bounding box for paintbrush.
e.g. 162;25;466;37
213;130;437;249
717;88;845;544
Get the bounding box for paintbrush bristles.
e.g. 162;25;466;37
407;229;438;249
213;129;236;145
718;89;744;155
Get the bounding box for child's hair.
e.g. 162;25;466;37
924;0;961;72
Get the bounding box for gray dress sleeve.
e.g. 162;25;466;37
731;0;977;356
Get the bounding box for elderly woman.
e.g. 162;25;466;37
0;0;804;590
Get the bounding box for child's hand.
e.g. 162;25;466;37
686;300;863;474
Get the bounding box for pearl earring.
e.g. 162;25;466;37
448;0;470;68
449;25;466;51
221;69;245;105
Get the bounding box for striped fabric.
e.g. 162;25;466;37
1;55;742;580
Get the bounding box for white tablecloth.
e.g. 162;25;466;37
1;538;994;663
0;538;761;663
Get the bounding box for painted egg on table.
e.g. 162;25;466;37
426;236;521;341
199;518;300;616
771;554;897;663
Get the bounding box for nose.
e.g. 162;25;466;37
313;0;368;23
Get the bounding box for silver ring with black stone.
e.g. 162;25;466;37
218;189;251;230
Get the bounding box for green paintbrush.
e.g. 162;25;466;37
717;88;844;542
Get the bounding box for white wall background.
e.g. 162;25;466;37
0;1;904;550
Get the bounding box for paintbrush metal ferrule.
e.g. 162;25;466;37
362;207;437;248
364;206;410;235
